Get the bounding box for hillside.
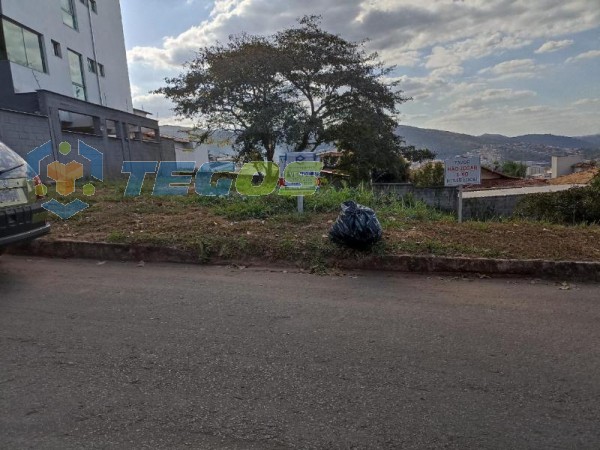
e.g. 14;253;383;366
578;134;600;147
161;124;600;164
396;125;600;163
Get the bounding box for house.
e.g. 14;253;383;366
0;0;173;178
551;155;584;178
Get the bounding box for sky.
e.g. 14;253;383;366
120;0;600;137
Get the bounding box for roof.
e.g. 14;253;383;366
133;108;153;116
481;166;521;180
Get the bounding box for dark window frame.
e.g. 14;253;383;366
61;0;78;30
52;40;62;58
67;48;87;101
59;109;101;136
87;57;97;74
0;17;47;73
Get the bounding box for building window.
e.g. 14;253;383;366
87;57;97;74
90;0;97;13
98;63;105;77
0;19;46;72
59;110;98;135
67;49;86;101
127;124;141;140
52;40;62;58
61;0;78;30
106;119;119;138
141;127;158;142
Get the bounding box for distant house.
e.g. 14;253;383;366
478;167;518;187
551;155;585;178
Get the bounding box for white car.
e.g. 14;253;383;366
0;141;50;255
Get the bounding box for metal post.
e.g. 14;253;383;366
458;185;463;223
297;195;304;214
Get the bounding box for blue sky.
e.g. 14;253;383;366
121;0;600;137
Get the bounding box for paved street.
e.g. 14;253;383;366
1;256;600;449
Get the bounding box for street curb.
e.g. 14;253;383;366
8;239;600;281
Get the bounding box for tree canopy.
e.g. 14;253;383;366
156;16;414;181
501;161;527;178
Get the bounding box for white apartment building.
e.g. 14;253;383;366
0;0;133;112
0;0;172;178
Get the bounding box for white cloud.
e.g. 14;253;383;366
127;0;600;70
566;49;600;63
478;59;542;79
451;88;537;110
430;65;464;78
389;74;450;100
426;103;595;136
535;39;574;53
572;98;600;107
125;0;600;134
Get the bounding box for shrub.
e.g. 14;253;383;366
515;174;600;224
410;162;445;187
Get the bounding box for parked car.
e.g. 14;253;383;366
0;141;50;255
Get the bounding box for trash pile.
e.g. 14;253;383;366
329;201;382;249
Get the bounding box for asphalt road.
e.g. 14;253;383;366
1;256;600;449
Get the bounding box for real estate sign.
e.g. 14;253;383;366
444;157;481;186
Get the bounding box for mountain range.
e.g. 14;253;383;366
161;124;600;164
396;125;600;163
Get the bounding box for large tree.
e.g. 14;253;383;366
157;16;411;180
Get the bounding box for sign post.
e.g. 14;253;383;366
279;152;321;214
444;156;481;223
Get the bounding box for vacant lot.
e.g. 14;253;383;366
38;183;600;266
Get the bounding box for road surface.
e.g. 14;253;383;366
1;256;599;449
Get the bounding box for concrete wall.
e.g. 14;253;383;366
373;183;458;211
0;0;133;112
0;107;52;155
372;183;526;220
462;194;526;220
551;155;584;178
0;91;175;181
175;143;210;169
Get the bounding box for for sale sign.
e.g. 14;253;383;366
444;156;481;186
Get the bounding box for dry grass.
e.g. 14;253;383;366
40;184;600;266
548;168;599;185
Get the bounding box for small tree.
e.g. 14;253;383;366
402;147;436;163
156;16;410;176
501;161;527;178
410;162;445;187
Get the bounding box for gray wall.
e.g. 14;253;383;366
373;183;458;211
551;155;584;178
0;91;176;181
373;183;526;220
462;195;526;220
0;108;52;156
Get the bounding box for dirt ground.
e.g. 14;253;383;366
548;168;599;185
42;192;600;264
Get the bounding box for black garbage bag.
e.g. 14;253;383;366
329;201;383;249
